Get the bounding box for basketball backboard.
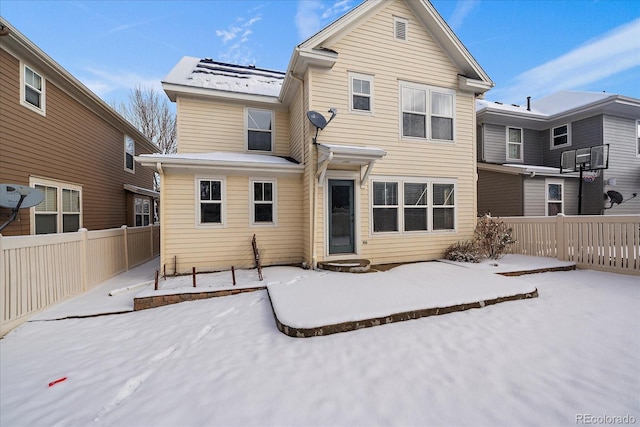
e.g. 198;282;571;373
560;144;609;173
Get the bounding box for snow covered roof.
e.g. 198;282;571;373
477;90;640;122
136;152;303;176
162;57;285;101
478;162;578;178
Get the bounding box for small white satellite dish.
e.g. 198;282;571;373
0;184;45;232
0;184;44;209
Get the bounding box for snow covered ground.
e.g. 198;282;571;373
1;259;638;426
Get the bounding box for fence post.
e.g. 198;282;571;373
149;225;154;261
556;213;566;261
121;225;129;271
79;228;89;291
0;233;4;311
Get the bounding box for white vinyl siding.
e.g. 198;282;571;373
21;63;46;115
251;179;277;226
371;178;456;234
246;108;274;152
349;72;373;113
400;82;455;142
31;178;82;234
197;178;225;227
636;120;640;156
551;124;570;149
507;127;523;161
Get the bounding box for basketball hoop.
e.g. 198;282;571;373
582;170;600;182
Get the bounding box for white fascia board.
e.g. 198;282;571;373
161;82;283;106
136;156;304;177
317;143;387;165
458;76;493;95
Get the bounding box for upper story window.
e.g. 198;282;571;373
546;180;563;216
125;135;135;172
394;17;408;41
507;127;523;161
551;124;570;149
246;108;273;152
349;72;373;113
198;178;225;226
400;82;455;142
31;178;82;234
251;180;276;225
21;63;46;115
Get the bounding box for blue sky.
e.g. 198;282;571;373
2;0;639;106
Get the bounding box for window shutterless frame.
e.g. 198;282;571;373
507;127;523;162
246;108;274;152
250;179;277;226
124;135;135;173
20;62;46;116
29;177;82;235
550;124;570;149
399;82;455;142
349;72;374;114
196;177;226;227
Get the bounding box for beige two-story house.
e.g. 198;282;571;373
138;0;493;273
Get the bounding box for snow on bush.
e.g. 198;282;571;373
444;216;516;262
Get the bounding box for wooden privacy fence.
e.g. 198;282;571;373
500;214;640;275
0;224;159;336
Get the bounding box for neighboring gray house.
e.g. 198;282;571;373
476;91;640;216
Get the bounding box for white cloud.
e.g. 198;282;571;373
448;0;480;31
215;14;262;65
295;0;354;41
490;18;640;103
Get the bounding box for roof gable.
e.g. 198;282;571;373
281;0;493;102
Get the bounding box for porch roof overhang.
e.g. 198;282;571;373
136;152;304;177
123;184;159;199
478;162;579;178
316;144;387;187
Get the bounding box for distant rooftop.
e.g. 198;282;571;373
477;90;637;118
163;56;285;98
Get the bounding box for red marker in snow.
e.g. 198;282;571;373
48;377;67;387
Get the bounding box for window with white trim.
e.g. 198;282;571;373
349;72;373;113
198;179;224;225
546;181;563;216
372;182;398;232
432;183;455;230
394;16;408;41
507;127;523;161
403;182;428;231
135;197;151;226
246;108;273;152
125;135;135;172
372;179;456;233
21;63;45;115
400;82;454;141
251;180;276;225
32;179;82;234
551;124;570;148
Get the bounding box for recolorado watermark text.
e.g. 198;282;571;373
576;414;636;424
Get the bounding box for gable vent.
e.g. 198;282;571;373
394;17;408;41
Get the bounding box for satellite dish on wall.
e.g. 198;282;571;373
306;108;337;143
0;184;44;209
606;190;624;206
0;184;44;232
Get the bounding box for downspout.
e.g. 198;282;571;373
156;162;165;272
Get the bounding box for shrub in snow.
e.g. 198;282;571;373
444;240;482;263
474;215;516;260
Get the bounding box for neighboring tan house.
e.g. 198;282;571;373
138;0;493;273
0;19;159;236
476;91;640;216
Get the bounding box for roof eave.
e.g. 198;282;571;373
136;155;304;176
162;81;283;106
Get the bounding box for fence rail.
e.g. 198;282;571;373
1;225;159;336
501;215;640;275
